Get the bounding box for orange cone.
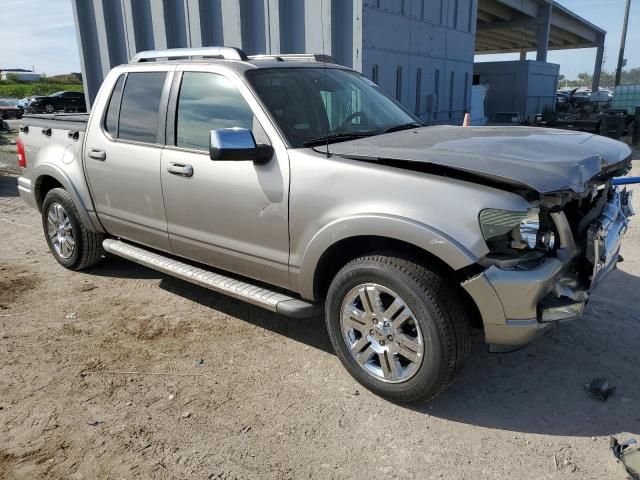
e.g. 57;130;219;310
462;112;471;127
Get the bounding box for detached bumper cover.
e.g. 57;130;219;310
463;186;633;347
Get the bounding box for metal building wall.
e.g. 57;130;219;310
474;60;560;121
361;0;476;124
71;0;473;124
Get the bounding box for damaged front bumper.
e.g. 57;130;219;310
462;186;633;348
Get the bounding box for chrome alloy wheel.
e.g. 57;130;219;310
340;284;424;383
46;203;75;259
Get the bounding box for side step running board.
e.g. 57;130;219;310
102;239;318;318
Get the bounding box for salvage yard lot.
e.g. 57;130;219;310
1;124;639;479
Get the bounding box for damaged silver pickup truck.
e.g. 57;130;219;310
16;47;633;403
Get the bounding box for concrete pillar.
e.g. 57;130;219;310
90;0;112;77
352;0;364;71
535;3;551;62
266;0;281;53
221;0;243;48
185;0;203;47
70;0;102;107
149;0;168;50
519;49;526;61
592;35;605;91
304;0;331;54
121;0;139;59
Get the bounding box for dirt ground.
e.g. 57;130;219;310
1;121;640;479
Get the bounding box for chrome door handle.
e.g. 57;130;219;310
88;149;106;161
167;162;193;177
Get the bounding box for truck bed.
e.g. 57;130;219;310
21;113;89;132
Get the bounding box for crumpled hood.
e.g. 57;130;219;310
328;126;632;193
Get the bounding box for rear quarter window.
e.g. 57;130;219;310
104;75;125;137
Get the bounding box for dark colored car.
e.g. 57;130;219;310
27;91;86;114
0;98;24;119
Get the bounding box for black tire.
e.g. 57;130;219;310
325;253;470;404
42;188;104;270
44;104;55;114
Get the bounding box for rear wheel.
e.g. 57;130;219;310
42;188;104;270
325;253;470;404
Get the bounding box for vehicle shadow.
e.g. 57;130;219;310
160;275;332;354
0;175;18;197
89;255;333;353
89;256;640;437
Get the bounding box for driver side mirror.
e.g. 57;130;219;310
209;128;273;164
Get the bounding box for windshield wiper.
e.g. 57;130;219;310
383;122;424;134
302;132;376;147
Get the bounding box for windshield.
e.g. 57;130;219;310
246;68;421;148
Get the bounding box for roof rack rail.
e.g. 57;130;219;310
130;47;249;63
248;54;337;64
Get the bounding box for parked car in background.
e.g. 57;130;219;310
0;98;23;119
17;97;32;111
556;91;569;105
26;91;86;114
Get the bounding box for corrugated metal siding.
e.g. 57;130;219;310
71;0;474;124
362;0;476;124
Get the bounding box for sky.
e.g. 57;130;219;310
0;0;638;79
0;0;81;75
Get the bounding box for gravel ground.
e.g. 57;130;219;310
1;122;639;479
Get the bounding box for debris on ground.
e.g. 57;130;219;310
65;312;78;320
87;420;101;427
181;412;191;419
611;437;640;479
195;358;205;366
585;378;616;401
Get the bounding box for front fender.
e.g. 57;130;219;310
296;214;479;299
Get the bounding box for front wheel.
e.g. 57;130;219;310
325;253;470;404
44;104;55;113
42;188;104;270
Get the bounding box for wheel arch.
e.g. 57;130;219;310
33;166;96;231
298;214;480;300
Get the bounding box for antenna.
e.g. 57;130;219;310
320;0;331;158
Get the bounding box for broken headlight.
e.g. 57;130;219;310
479;209;532;241
480;208;555;251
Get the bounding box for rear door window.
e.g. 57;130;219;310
118;72;166;143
